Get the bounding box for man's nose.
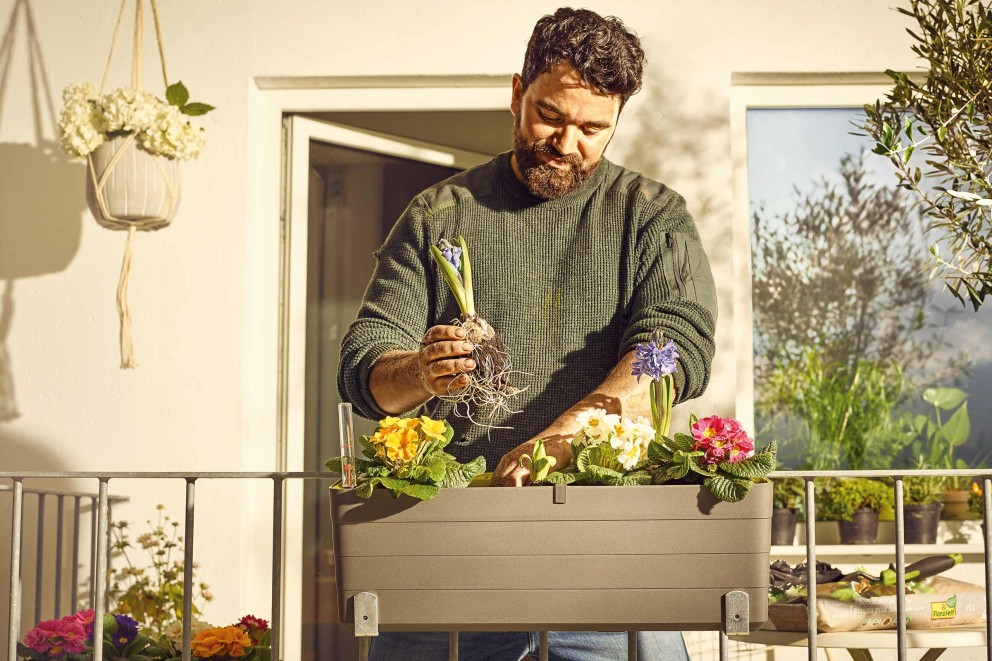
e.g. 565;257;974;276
553;126;580;157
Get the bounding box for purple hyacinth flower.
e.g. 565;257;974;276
437;239;463;271
631;333;679;382
111;614;139;650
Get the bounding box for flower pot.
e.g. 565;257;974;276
771;508;798;545
837;508;879;544
86;134;179;231
904;503;942;544
940;489;971;520
329;482;772;631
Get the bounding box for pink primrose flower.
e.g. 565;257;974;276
23;618;89;655
691;416;726;444
71;608;96;638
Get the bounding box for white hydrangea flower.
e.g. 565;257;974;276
617;439;642;471
56;83;208;160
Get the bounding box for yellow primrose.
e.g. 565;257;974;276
419;416;447;441
384;428;419;463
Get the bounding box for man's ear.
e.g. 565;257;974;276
510;74;523;117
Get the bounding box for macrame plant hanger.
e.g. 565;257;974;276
89;0;175;368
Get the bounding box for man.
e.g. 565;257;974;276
338;7;716;660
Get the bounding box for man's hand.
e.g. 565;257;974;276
369;324;476;415
417;325;476;396
491;435;572;487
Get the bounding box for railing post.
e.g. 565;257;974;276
803;478;817;659
272;476;285;661
34;493;45;625
71;495;81;612
7;478;24;661
55;495;65;618
93;479;110;661
983;477;991;661
893;477;906;661
182;478;197;661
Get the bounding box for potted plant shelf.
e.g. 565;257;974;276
329;481;772;632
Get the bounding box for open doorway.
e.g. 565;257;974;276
283;111;509;660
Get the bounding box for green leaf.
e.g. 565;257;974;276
648;439;673;463
358;436;378;459
937;125;948;141
609;470;651;486
688;457;715;477
671;433;694;452
719;441;778;478
584;464;623;484
424;455;448;482
439;455;486;488
401;483;440;500
923;387;968;410
576;446;595;472
652;467;673;484
704;473;751;502
166;81;190;107
542;470;580;484
355;478;377;499
325;457;342;473
938;403;970;446
181;102;215;116
665;463;689;481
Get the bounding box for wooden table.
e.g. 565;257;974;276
734;625;988;661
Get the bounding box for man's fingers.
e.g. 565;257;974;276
421;325;466;345
425;357;476;378
427;373;469;396
421;340;474;362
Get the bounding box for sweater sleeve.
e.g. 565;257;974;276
337;196;434;420
620;189;718;403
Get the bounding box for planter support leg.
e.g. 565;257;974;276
449;631;458;661
627;631;637;661
721;590;750;661
354;591;379;661
539;631;549;661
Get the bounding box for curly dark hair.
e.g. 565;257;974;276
521;7;645;107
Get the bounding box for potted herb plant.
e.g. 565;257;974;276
771;476;805;545
818;477;894;544
903;472;945;544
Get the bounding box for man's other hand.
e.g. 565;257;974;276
491;436;572;487
418;324;476;397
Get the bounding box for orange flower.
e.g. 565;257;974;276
384;428;419;463
191;626;251;658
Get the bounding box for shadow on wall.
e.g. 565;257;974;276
0;0;88;423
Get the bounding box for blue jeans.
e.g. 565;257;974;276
369;630;690;661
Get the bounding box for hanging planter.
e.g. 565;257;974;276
57;0;214;368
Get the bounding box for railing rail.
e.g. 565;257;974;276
3;469;992;661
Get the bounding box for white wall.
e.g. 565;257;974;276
0;0;919;649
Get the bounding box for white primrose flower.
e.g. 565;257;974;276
631;416;656;445
617;439;643;471
577;408;615;441
608;417;637;450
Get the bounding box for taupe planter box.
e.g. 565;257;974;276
330;481;772;632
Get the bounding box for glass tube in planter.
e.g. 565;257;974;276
338;402;356;488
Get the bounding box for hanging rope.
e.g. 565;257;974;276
92;0;174;368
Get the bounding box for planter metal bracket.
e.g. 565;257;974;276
553;483;567;504
722;590;750;634
354;591;380;636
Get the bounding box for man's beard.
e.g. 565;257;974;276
512;118;600;200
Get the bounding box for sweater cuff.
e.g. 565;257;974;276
349;343;405;422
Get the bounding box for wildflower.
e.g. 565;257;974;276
191;626;252;658
631;332;679;382
136;532;158;549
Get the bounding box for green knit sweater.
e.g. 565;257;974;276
337;151;717;467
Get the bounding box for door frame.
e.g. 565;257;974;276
243;77;509;660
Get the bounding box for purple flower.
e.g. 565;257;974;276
631;333;679;381
436;239;462;272
111;614;138;651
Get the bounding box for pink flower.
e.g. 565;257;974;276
23;618;89;655
236;614;269;644
692;416;755;464
71;608;96;638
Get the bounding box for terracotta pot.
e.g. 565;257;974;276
771;508;798;545
940;489;971;520
330;482;772;631
837;508;879;544
904;503;942;543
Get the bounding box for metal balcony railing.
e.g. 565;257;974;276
3;469;991;661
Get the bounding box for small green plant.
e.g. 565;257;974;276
906;387;972;490
904;474;946;506
773;477;806;512
107;505;212;640
818;477;894;522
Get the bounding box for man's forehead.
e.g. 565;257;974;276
525;63;620;119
